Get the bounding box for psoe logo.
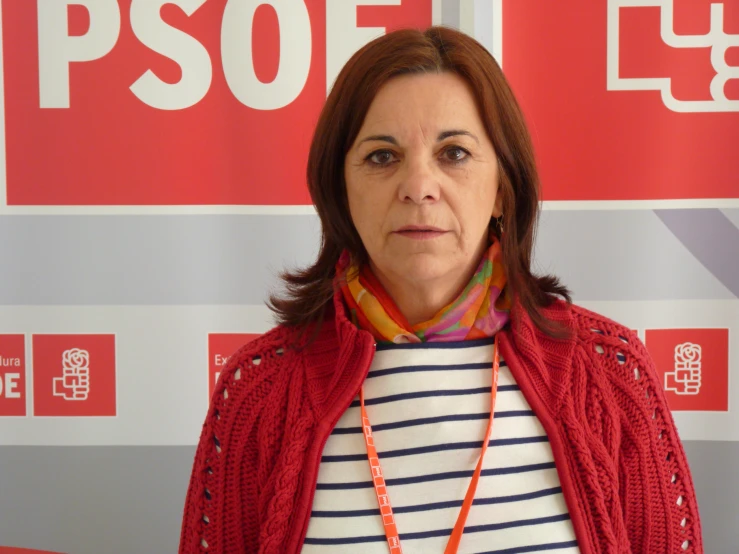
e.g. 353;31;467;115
607;0;739;112
664;342;702;395
52;348;90;401
645;328;729;411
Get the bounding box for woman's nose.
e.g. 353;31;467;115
396;157;441;204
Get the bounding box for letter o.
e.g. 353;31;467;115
221;0;312;110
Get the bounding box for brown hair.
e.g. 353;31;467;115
269;25;571;340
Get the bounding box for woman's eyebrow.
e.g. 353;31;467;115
358;134;398;145
437;129;479;144
358;129;479;146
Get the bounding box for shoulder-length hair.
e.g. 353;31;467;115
269;25;571;339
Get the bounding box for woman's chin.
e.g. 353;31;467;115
390;255;457;284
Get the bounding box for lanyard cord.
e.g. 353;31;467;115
359;334;501;554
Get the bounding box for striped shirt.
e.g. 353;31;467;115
302;338;581;554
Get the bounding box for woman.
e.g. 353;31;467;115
178;26;702;554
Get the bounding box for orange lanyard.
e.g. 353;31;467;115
360;334;501;554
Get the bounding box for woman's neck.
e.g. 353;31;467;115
369;262;475;326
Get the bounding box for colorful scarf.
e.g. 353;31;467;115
335;233;511;344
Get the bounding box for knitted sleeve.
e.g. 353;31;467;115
593;324;704;553
178;329;288;554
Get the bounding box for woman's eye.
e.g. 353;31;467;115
443;147;468;163
368;150;395;165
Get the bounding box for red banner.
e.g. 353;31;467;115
1;0;736;206
2;0;431;206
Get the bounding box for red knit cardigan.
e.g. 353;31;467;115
179;293;703;553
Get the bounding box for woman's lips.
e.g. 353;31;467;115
394;229;448;240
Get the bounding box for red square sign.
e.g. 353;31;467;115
208;333;259;398
645;328;729;411
503;0;739;200
32;334;116;417
0;335;26;416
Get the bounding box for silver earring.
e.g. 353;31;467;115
495;215;504;235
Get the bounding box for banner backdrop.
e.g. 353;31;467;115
0;1;737;552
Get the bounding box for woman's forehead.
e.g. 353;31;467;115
359;73;484;138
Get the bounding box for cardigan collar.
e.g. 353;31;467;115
299;290;375;419
302;285;577;420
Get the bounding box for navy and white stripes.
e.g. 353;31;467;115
302;338;580;554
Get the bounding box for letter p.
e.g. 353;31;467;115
37;0;121;108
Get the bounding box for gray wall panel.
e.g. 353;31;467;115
683;441;739;553
721;208;739;231
442;0;460;30
0;215;321;305
0;446;193;554
0;211;734;306
535;210;735;300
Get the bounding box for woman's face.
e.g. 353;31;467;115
345;71;501;295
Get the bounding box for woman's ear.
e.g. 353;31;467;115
492;192;503;219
